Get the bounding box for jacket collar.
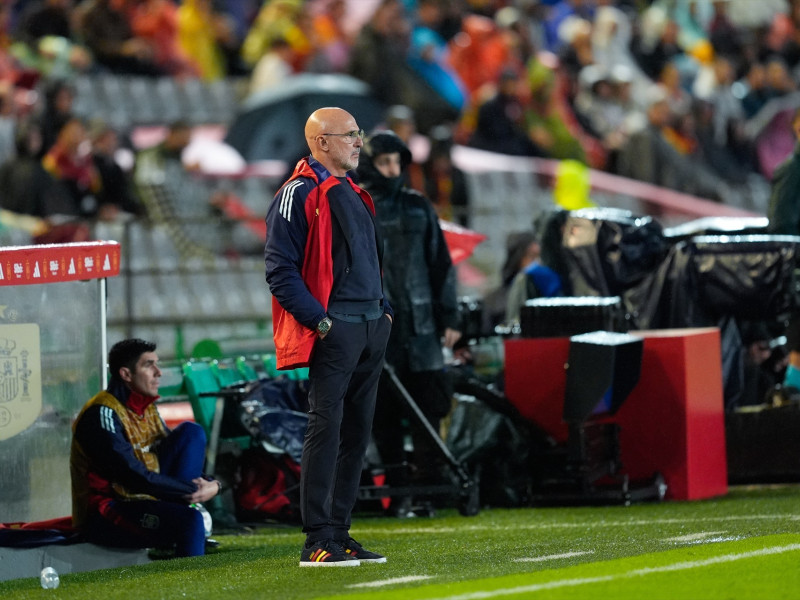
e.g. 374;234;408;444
107;377;158;417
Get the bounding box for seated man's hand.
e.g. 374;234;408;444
184;477;220;504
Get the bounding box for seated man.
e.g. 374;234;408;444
503;223;564;326
70;338;220;557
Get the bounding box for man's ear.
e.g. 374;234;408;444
119;367;133;384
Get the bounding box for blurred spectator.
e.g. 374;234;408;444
657;61;692;119
11;0;94;79
0;4;23;86
591;3;650;107
177;0;239;80
763;9;800;69
133;119;193;218
617;83;733;202
504;238;563;326
248;36;294;95
446;11;524;104
89;120;143;221
348;0;458;134
481;229;539;332
385;104;416;145
75;0;165;76
694;97;755;185
693;55;746;148
573;64;642;171
0;118;73;219
0;83;17;165
129;0;200;78
515;0;549;54
42;117;102;217
707;0;745;64
495;4;536;67
306;0;352;73
661;101;699;157
384;103;427;192
524;53;592;165
554;15;593;101
214;0;259;46
542;0;594;53
17;0;74;42
469;67;544;157
422;124;467;223
630;5;682;81
764;55;797;97
740;61;770;119
37;78;74;156
739;321;787;408
407;0;467;114
241;0;310;72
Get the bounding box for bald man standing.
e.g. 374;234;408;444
265;107;393;567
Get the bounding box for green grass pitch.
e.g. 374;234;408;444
2;485;799;599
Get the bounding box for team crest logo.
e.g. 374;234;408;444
141;513;160;530
0;325;42;441
0;346;19;403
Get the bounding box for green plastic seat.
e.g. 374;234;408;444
182;359;251;475
158;362;187;399
210;358;248;388
182;360;221;435
262;353;309;381
235;355;261;381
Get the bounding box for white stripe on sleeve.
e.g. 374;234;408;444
279;180;302;222
99;406;116;434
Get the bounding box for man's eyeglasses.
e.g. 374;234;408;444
321;130;365;143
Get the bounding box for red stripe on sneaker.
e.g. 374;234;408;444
310;549;330;562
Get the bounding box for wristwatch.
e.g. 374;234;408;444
317;317;333;335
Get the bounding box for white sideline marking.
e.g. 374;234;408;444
349;575;433;588
664;532;725;542
513;551;593;563
426;543;800;600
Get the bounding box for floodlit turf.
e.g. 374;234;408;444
2;485;800;599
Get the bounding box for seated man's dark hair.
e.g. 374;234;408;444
108;338;157;378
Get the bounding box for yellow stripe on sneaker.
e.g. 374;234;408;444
311;549;331;562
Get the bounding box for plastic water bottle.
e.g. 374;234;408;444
40;566;60;589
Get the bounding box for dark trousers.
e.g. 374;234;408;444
85;422;207;557
301;316;391;543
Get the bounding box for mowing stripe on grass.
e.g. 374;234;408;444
357;513;800;536
512;551;593;563
349;576;434;589
425;543;800;600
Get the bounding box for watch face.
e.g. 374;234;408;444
318;318;331;334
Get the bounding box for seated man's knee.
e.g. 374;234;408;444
172;421;207;446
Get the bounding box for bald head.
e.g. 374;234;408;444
305;107;363;176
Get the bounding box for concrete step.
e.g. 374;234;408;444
0;543;151;582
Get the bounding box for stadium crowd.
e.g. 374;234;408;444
0;0;798;243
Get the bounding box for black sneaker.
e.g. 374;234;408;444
299;539;361;567
339;537;387;563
